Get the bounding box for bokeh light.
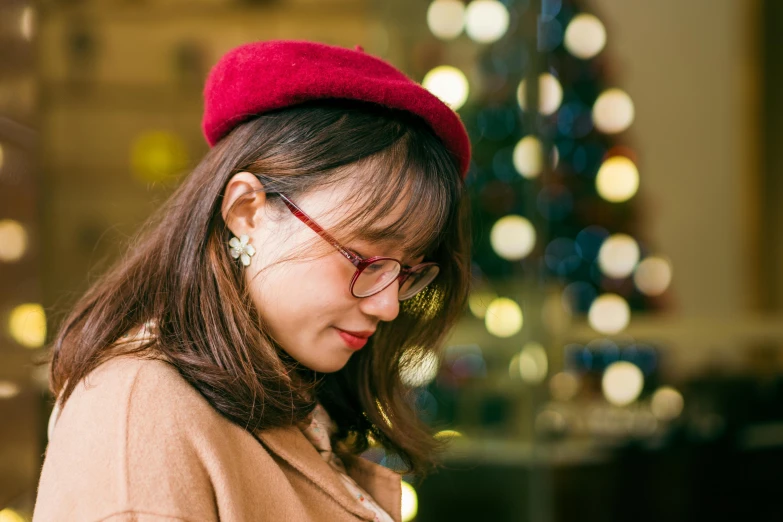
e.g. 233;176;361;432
468;289;498;319
427;0;465;40
596;156;640;203
9;303;46;349
651;386;684;421
0;509;25;522
490;215;536;260
422;65;469;110
549;371;580;401
588;294;631;335
517;342;548;384
634;256;673;296
564;13;606;59
401;481;419;522
21;6;35;41
0;143;4;171
464;0;510;44
598;233;640;279
593;88;635;134
517;73;563;115
399;350;440;388
602;361;644;406
512;136;543;178
0;219;28;262
434;429;464;440
131;130;189;184
0;381;20;400
485;297;523;338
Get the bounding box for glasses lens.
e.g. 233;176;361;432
353;259;402;298
399;265;440;300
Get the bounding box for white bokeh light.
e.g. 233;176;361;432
490;215;536;260
596;156;640;203
422;65;469;110
427;0;465;40
401;481;419;522
517;73;563;116
0;381;20;400
634;256;673;296
602;361;644;406
588;294;631;335
593;88;635;134
485;297;524;338
564;13;606;59
512;136;543;178
464;0;510;44
598;234;640;279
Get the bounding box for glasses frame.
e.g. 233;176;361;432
275;193;439;300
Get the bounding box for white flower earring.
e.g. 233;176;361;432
229;234;256;267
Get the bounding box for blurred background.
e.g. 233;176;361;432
2;0;783;520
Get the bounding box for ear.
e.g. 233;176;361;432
221;172;267;236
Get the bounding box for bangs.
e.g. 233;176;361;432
331;129;462;259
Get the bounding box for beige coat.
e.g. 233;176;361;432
33;357;402;522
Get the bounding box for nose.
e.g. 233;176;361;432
359;282;400;322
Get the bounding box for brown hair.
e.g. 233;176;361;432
50;100;471;476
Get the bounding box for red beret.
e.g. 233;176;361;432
202;40;471;179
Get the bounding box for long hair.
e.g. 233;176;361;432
49;100;471;476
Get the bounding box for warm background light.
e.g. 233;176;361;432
596;156;640;203
593;88;635;134
598;234;640;279
427;0;465;40
422;65;469;111
588;294;631;334
490;215;536;260
517;73;563;116
564;13;606;59
634;256;673;296
485;297;523;338
401;481;419;522
517;342;548;384
602;361;644;406
9;303;47;348
0;220;28;263
512;136;543;178
651;386;684;421
464;0;510;44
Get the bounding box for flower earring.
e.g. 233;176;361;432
229;234;256;267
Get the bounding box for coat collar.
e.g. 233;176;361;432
255;426;401;522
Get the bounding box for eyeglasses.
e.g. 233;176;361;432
276;193;440;301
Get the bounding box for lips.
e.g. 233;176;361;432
335;328;374;350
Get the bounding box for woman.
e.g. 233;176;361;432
34;40;471;521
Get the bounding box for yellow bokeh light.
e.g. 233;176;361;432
518;342;548;384
651;386;684;421
0;509;25;522
427;0;465;40
131;130;189;184
598;233;640;279
468;290;498;319
0;381;20;400
401;481;419;522
549;372;580;401
9;303;46;349
634;256;673;296
517;73;563;116
464;0;510;44
596;156;640;203
485;297;523;338
0;219;28;263
0;143;4;171
588;294;630;335
512;136;543;179
602;361;644;406
490;215;536;261
564;13;606;59
399;349;440;388
422;65;469;111
593;88;635;134
434;429;464;440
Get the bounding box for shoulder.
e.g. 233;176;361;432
36;356;229;521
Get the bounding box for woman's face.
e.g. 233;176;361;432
221;171;424;373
